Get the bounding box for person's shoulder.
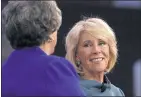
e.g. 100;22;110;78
110;84;125;96
41;55;77;73
50;55;76;70
41;55;72;66
40;55;62;63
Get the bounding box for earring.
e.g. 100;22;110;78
75;57;83;71
75;56;81;65
75;57;84;76
76;60;81;65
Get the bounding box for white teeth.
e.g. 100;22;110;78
91;58;102;62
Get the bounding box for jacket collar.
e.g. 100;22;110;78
80;75;111;89
15;46;48;56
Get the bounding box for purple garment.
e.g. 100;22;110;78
2;47;85;96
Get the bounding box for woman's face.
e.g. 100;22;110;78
76;32;110;73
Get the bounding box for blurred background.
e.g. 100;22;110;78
1;0;141;96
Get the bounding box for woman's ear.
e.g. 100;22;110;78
47;31;57;43
47;37;53;43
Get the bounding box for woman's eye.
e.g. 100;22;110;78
83;44;91;47
99;41;106;46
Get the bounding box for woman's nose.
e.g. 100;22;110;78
92;45;101;54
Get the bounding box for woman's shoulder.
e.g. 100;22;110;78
48;55;73;66
79;79;125;96
39;54;69;65
110;84;125;96
43;55;78;75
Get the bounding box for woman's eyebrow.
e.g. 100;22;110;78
83;40;92;43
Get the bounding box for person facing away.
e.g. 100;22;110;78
65;17;125;96
2;1;85;96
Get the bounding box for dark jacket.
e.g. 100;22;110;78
2;46;85;96
80;75;125;96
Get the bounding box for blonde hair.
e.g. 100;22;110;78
65;17;118;74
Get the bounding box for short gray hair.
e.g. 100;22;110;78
2;1;62;49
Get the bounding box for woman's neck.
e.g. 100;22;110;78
39;43;51;55
82;69;104;83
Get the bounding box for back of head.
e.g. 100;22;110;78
2;1;62;49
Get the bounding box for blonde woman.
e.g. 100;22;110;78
65;17;125;96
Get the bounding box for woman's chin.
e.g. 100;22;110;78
90;69;105;74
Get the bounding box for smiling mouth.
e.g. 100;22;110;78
89;58;103;62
